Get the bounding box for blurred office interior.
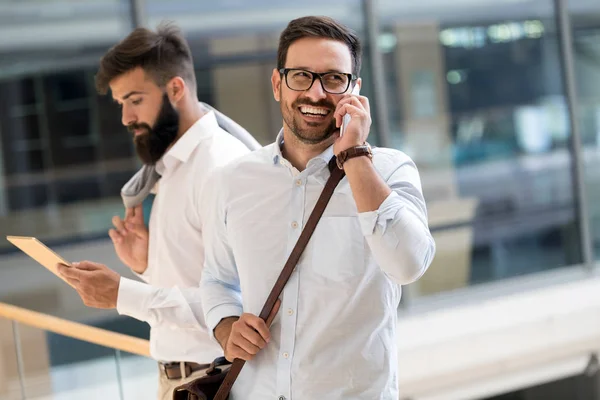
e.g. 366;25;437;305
1;0;600;399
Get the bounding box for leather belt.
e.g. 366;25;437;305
159;361;211;380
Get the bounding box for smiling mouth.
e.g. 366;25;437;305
298;105;331;118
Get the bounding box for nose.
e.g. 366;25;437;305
304;77;328;102
121;104;136;127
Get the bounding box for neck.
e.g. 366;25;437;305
281;126;332;171
176;97;205;139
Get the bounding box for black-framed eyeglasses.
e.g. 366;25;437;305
279;68;357;95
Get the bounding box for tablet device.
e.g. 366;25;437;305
6;235;74;288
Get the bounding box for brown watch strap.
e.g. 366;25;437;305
336;144;372;169
213;157;346;400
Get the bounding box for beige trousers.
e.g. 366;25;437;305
156;364;207;400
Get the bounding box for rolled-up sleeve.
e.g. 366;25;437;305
359;155;436;285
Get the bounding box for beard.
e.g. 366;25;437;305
128;93;179;165
281;96;338;145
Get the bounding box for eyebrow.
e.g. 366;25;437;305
289;67;347;74
122;91;146;100
113;90;147;103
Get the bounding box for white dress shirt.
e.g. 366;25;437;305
116;110;250;363
201;133;436;399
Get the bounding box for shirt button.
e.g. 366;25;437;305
287;309;294;316
283;352;289;359
295;179;302;186
279;396;286;400
291;221;298;229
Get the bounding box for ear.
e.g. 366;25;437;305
166;76;186;104
355;77;362;91
271;68;281;102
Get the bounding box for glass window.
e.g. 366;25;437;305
574;1;600;260
145;0;367;144
0;0;132;253
378;1;581;296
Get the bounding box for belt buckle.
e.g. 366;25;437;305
180;362;192;379
160;362;173;379
160;361;193;380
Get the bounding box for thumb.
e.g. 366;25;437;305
74;261;103;271
265;298;281;328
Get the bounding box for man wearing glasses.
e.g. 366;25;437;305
201;16;436;399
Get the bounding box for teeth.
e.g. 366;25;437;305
300;106;328;115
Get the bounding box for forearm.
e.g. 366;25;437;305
343;156;391;212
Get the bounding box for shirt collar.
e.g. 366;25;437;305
271;129;285;165
157;110;218;175
271;129;335;171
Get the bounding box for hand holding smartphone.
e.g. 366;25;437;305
340;84;361;137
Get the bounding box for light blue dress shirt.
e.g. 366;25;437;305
201;132;436;399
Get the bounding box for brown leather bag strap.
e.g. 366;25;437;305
213;157;345;400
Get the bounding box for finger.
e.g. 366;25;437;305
244;315;271;343
335;110;344;128
75;261;102;271
227;344;253;362
356;94;370;114
347;95;366;110
335;97;364;119
333;99;354;124
132;204;145;224
334;95;353;113
337;104;363;121
125;207;134;221
108;229;123;244
125;221;149;239
112;216;127;234
237;324;267;349
265;298;281;328
234;331;263;354
63;276;81;288
57;263;82;281
334;98;355;128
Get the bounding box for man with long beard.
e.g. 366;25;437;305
57;23;258;399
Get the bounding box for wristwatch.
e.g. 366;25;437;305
336;143;373;170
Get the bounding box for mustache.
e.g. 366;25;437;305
127;123;151;134
292;99;335;110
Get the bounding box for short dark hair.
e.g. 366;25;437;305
277;16;362;77
95;22;196;95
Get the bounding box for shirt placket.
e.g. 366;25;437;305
275;170;306;400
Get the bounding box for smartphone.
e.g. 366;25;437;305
340;84;361;137
6;236;74;288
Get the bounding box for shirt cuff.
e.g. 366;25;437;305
358;191;402;236
205;304;244;340
116;277;153;322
